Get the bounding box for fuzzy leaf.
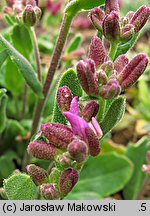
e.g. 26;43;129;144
5;58;24;96
52;68;82;124
4;173;37;200
123;137;150;200
65;0;105;17
100;96;126;136
67;34;82;53
11;25;33;59
0;35;43;98
71;153;133;197
115;33;140;59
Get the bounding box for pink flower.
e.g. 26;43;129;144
46;0;61;16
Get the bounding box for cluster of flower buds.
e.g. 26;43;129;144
142;151;150;175
77;36;148;99
28;95;103;162
89;0;150;43
4;0;41;26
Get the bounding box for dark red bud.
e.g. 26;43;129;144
114;55;129;74
39;184;60;200
27;140;58;160
41;123;74;149
100;79;121;99
89;8;105;32
26;164;49;185
103;11;120;41
82;101;99;122
23;4;36;26
118;54;148;90
130;6;150;33
105;0;120;14
121;24;135;42
77;59;99;97
96;70;108;85
57;86;72;113
85;127;100;157
101;60;114;76
88;36;106;68
68;139;88;163
60;169;79;197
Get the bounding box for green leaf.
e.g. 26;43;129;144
0;151;20;178
0;49;8;66
4;173;37;200
52;68;82;124
0;35;43;98
65;0;105;17
123;137;150;200
0;92;7;133
11;25;33;59
5;58;24;96
65;192;102;200
72;153;133;197
115;33;140;59
100;96;126;136
67;34;82;53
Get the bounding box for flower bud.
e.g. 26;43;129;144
118;54;148;90
68;139;88;163
88;36;106;68
96;70;108;85
6;0;14;7
26;0;37;6
105;0;120;14
57;86;72;113
103;11;120;41
77;59;99;97
26;164;49;185
130;6;150;33
89;8;105;32
142;164;150;174
101;60;114;76
23;4;36;26
34;6;42;22
41;123;74;149
3;6;14;16
82;101;99;122
39;184;60;200
121;24;135;42
125;11;135;22
60;169;78;197
13;1;23;14
100;79;121;99
59;152;72;168
114;55;129;74
85;127;101;157
27;141;59;160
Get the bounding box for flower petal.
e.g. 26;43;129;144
70;96;79;115
64;111;88;141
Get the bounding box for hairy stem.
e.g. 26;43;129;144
31;27;42;82
109;41;118;61
96;98;106;123
22;14;73;169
